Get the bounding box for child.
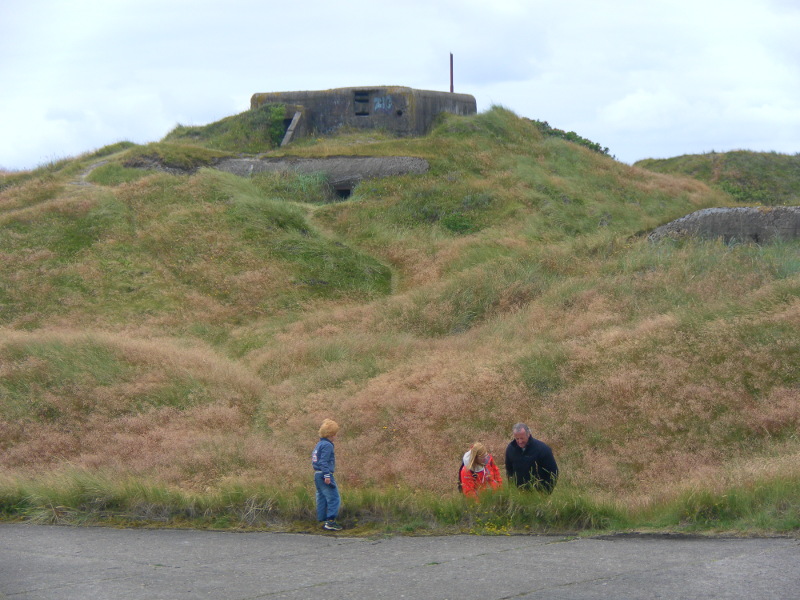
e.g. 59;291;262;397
460;442;502;498
311;419;342;531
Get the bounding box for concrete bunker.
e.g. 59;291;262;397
648;206;800;243
250;86;477;145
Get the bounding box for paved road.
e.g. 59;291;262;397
1;524;798;599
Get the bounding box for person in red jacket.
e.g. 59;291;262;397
460;442;502;498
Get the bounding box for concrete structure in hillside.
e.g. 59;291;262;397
250;86;477;145
648;206;800;243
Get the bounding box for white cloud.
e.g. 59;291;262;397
1;0;799;170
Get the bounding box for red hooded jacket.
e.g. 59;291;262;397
460;455;502;498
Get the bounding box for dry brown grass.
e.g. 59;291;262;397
0;328;266;487
3;253;796;506
2;109;798;518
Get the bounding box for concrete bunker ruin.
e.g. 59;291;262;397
250;86;477;145
215;155;430;199
648;206;800;244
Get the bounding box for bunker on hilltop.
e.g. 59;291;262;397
250;86;477;144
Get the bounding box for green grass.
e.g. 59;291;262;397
163;104;287;153
250;171;333;204
1;105;798;535
122;142;232;171
640;477;800;534
0;334;262;426
636;150;800;206
87;163;155;186
0;168;391;326
2;471;796;534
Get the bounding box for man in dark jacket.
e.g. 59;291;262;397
505;423;558;493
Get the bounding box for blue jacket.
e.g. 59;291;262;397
311;437;335;478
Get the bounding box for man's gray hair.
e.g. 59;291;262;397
512;423;531;435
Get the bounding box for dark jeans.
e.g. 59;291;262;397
314;472;340;522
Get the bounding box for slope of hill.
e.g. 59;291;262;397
1;107;798;531
636;150;800;206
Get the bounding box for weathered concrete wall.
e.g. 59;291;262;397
250;86;476;138
649;206;800;243
280;105;309;139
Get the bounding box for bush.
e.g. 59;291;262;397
529;119;611;156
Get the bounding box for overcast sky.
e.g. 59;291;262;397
2;0;799;171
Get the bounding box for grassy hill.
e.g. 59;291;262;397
1;107;798;533
636;150;800;206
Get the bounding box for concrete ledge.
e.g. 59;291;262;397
215;155;429;189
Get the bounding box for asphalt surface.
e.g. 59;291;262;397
1;524;798;599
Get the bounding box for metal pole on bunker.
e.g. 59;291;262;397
450;53;454;92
